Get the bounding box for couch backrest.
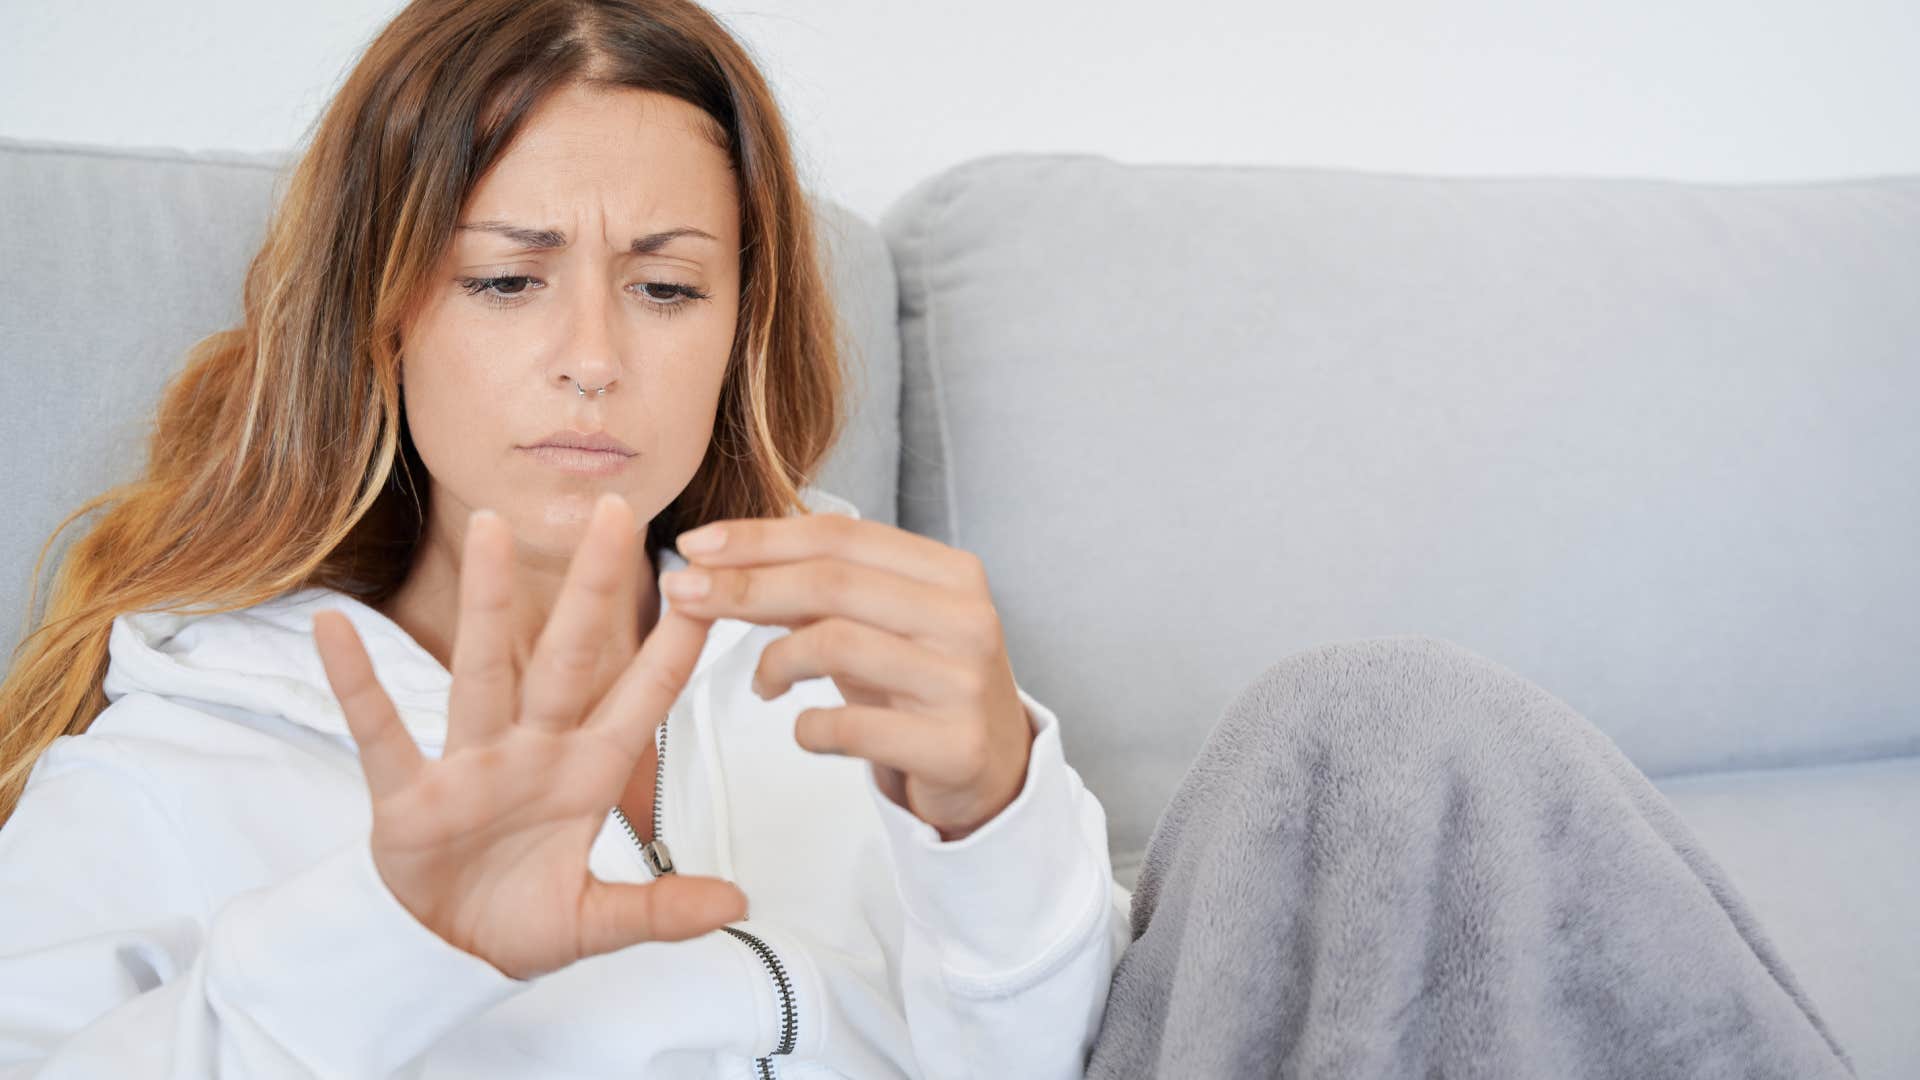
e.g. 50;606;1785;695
881;153;1920;883
0;135;900;668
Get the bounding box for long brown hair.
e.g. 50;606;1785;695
0;0;847;826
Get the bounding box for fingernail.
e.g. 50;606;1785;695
677;523;726;554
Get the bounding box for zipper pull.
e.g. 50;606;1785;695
640;837;676;877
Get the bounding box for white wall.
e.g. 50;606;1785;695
3;0;1915;223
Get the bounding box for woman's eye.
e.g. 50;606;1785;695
454;275;711;318
457;275;538;305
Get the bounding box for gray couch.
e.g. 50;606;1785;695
3;135;1914;1078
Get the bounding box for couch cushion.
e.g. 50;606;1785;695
0;135;899;666
1655;754;1920;1080
880;152;1920;871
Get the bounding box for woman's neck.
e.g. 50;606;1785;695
376;524;661;677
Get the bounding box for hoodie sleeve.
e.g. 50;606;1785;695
863;682;1128;1079
0;735;533;1078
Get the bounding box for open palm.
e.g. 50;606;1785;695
312;494;747;982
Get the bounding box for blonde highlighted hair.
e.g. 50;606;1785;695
0;0;847;826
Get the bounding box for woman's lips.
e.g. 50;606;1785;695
519;444;635;475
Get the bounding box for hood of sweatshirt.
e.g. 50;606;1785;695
99;486;863;883
102;543;742;749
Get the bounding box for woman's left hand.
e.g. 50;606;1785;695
660;513;1034;843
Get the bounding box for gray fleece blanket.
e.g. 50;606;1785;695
1084;635;1855;1079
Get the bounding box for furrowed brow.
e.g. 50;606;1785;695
454;221;718;254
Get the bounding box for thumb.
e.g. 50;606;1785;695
575;875;751;956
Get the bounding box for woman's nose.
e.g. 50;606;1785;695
554;274;623;393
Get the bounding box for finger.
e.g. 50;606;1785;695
793;704;967;783
582;602;715;760
313;610;424;798
666;557;974;648
608;524;645;665
753;616;974;708
446;509;517;755
676;513;981;591
522;493;638;732
576;874;749;953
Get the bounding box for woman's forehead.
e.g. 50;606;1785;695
462;89;738;243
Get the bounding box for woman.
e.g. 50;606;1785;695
0;1;1122;1076
0;1;1863;1078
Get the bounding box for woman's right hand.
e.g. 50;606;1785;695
311;493;748;982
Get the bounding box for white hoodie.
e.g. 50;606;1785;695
0;489;1132;1079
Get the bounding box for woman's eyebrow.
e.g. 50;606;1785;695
454;221;718;253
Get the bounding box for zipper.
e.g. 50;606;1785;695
610;709;798;1078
